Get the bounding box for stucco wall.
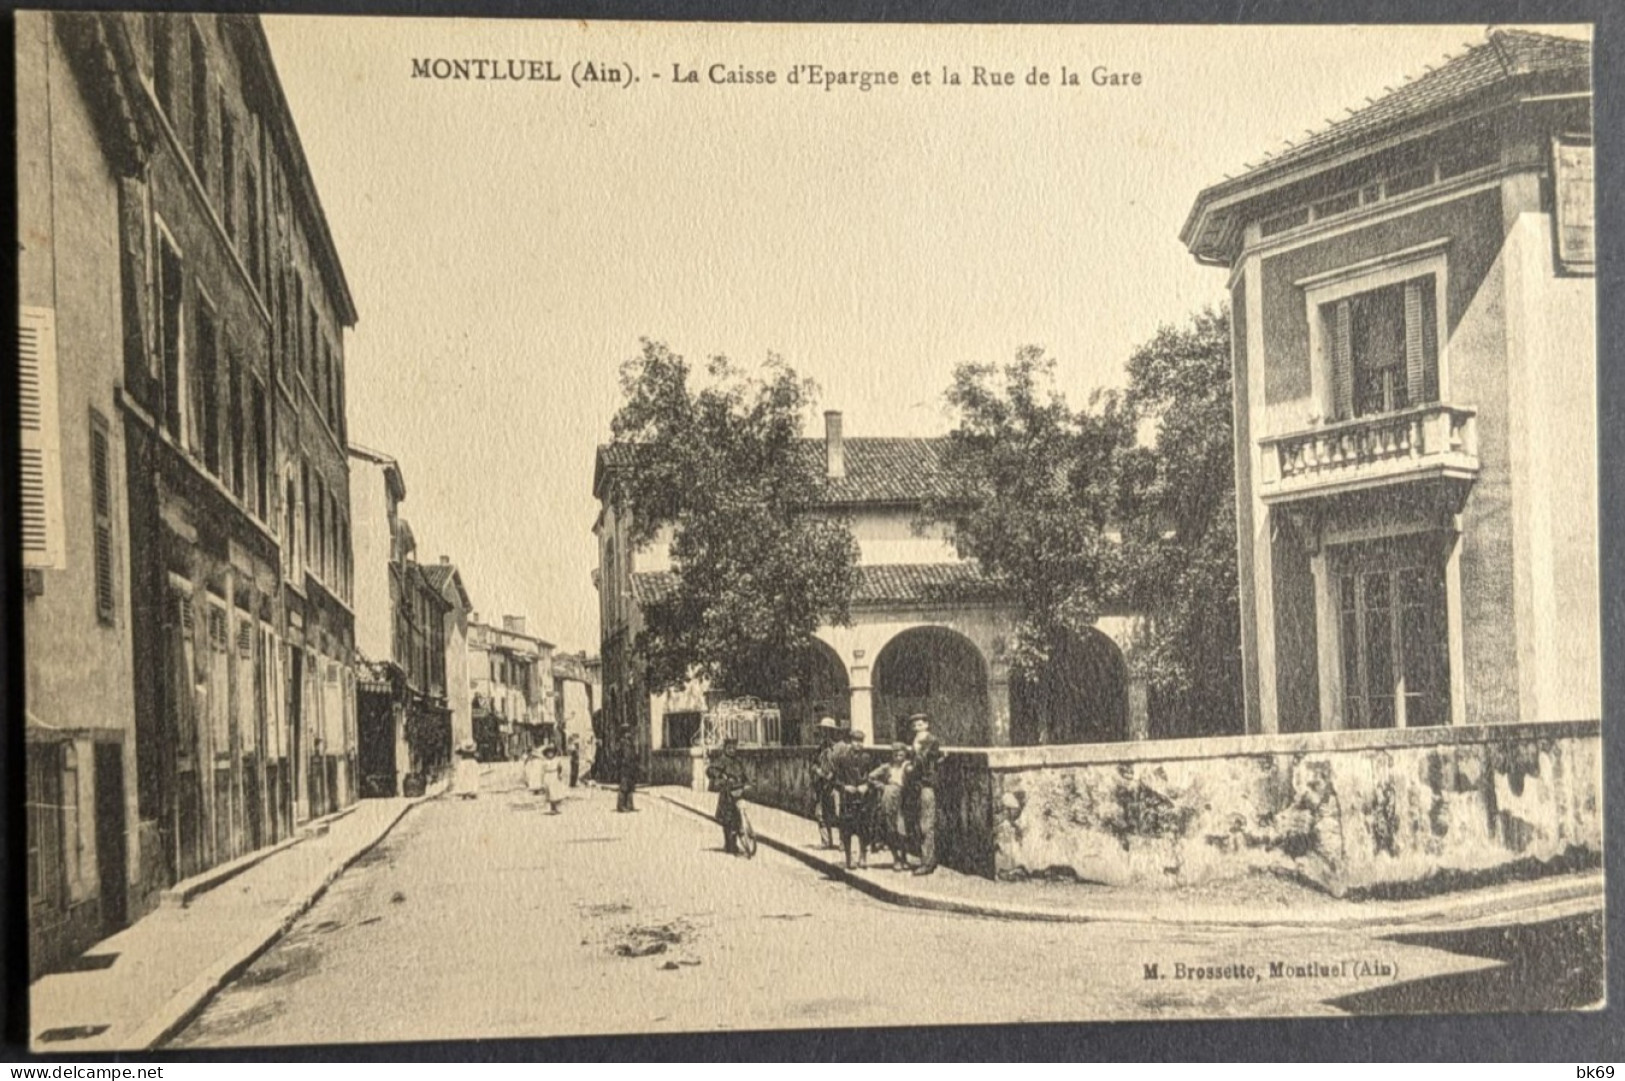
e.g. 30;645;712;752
988;720;1600;896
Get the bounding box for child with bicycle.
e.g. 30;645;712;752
706;736;751;856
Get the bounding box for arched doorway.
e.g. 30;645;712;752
873;627;990;746
771;638;851;745
1010;629;1128;746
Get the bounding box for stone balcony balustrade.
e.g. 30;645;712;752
1259;403;1479;504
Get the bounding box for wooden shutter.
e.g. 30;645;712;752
208;603;229;652
175;588;195;640
1404;279;1426;406
1554;138;1594;270
19;307;65;569
1331;299;1354;420
90;415;115;622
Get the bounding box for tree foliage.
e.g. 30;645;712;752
932;309;1242;736
1116;307;1242;736
926;348;1135;670
609;340;859;698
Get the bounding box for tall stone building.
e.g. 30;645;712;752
17;11;359;972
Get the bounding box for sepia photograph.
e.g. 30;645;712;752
14;10;1606;1053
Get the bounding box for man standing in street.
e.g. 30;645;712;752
909;713;944;876
810;715;841;849
614;724;638;813
567;732;581;788
706;736;750;855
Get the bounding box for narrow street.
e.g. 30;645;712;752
170;764;1587;1047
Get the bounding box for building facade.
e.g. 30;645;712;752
469;616;555;759
423;559;475;754
349;446;459;796
18;12;360;972
18;10;150;974
593;412;1148;757
1180;30;1596;734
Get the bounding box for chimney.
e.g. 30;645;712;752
503;614;527;636
440;555;450;565
824;410;845;479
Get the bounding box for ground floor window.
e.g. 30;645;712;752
663;711;702;749
26;742;78;908
1338;554;1450;729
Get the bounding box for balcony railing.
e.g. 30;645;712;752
1259;403;1479;504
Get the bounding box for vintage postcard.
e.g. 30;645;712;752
16;12;1603;1051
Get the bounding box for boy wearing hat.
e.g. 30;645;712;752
810;715;841;849
909;714;943;875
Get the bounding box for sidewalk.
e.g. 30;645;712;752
30;793;434;1052
655;785;1604;933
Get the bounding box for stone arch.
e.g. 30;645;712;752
872;626;990;746
1010;628;1129;746
773;637;851;745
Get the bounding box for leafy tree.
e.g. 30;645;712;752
609;340;859;699
926;348;1135;670
1117;306;1243;737
931;309;1242;738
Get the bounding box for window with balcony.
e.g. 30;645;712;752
1338;554;1450;729
1323;273;1438;421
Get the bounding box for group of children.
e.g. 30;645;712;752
817;719;934;873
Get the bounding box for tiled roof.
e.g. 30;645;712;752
630;570;677;607
597;436;957;507
1182;29;1591;261
629;562;1006;610
1247;30;1588;180
801;438;953;505
420;563;455;591
853;562;1006;605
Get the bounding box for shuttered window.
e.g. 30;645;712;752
1324;274;1438;420
20;307;65;569
157;232;185;440
190;25;210;188
1554;136;1594;272
90;412;116;624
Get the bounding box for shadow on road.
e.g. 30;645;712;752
1330;911;1604;1015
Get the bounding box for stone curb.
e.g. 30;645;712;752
127;794;436;1051
655;790;1604;932
158;806;361;910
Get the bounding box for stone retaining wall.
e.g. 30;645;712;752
986;720;1601;896
651;720;1601;896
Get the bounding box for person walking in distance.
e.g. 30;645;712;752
706;736;751;855
539;744;568;814
614;724;638;813
810;716;841;849
522;747;545;796
909;714;944;875
867;742;915;871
